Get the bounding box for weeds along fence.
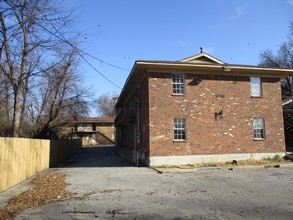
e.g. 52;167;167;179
0;137;82;192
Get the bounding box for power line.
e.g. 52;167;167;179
78;52;122;89
80;50;130;72
39;11;124;89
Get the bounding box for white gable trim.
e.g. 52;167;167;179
179;52;225;64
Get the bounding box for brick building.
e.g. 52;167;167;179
67;117;115;146
115;52;293;166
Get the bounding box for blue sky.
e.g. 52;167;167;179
63;0;293;114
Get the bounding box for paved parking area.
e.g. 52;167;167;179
2;146;293;219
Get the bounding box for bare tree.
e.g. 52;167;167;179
95;92;118;117
259;21;293;100
0;0;87;137
28;49;89;139
259;22;293;141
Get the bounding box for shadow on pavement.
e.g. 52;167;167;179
56;145;135;168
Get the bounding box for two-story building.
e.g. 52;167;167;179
115;52;293;166
68;117;115;146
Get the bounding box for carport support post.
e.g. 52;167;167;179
291;76;293;100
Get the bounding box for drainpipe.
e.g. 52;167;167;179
136;96;140;167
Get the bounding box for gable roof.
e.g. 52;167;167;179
179;52;225;64
116;52;293;107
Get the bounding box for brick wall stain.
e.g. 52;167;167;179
146;73;285;156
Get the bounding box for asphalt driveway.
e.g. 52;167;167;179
2;146;293;219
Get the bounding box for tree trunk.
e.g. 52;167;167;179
12;87;21;137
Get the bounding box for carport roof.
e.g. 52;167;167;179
71;117;114;123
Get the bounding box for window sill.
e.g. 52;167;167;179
253;138;266;141
251;96;263;98
173;140;186;142
172;93;185;96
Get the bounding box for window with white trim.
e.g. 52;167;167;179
250;77;262;97
173;118;186;141
172;73;185;94
253;118;265;139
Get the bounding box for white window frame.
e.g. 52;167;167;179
173;118;186;141
172;73;185;95
250;77;262;97
253;118;265;139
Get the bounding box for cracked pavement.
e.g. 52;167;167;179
2;146;293;220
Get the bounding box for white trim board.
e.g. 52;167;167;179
149;153;284;166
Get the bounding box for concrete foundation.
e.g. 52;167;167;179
149;152;284;166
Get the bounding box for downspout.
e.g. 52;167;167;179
136;96;140;167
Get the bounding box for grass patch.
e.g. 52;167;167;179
262;154;284;163
196;156;286;167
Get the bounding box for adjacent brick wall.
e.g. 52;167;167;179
96;125;115;142
147;73;285;157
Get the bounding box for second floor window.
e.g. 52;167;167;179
250;77;262;97
172;73;185;94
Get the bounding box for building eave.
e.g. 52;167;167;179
135;61;293;75
115;60;293;108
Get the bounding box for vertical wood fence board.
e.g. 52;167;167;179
0;138;7;192
0;138;8;192
39;139;50;172
7;138;16;191
0;137;81;192
27;138;34;179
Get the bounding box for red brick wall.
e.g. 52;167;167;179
147;73;285;156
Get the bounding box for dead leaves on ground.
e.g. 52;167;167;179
0;173;71;220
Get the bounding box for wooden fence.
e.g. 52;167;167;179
0;137;81;192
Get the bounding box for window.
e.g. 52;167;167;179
250;77;262;97
173;118;186;141
172;73;185;94
253;118;265;139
